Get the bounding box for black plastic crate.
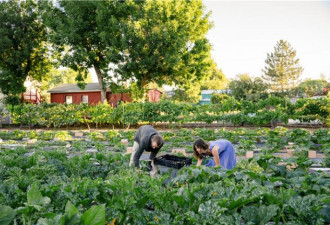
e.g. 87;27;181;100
154;154;192;169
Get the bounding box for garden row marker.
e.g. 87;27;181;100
66;143;71;148
246;151;254;159
121;139;129;145
287;149;295;157
75;132;84;137
284;146;294;150
27;139;37;145
308;151;317;159
172;148;187;156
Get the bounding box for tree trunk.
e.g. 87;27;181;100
141;76;147;102
93;64;106;102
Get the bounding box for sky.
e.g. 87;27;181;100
204;0;330;81
91;0;330;85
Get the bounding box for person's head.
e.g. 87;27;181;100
193;139;209;159
151;134;163;149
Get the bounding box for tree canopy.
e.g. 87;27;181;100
200;62;228;90
41;0;213;102
117;0;213;90
229;74;267;101
0;0;51;96
42;0;130;101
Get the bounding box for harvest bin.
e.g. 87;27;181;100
154;154;192;169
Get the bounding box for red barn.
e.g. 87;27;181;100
148;89;162;102
48;83;132;107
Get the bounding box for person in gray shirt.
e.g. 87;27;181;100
129;125;164;176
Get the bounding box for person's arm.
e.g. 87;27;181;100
149;139;163;160
149;148;159;161
211;146;221;167
133;144;145;168
196;158;203;166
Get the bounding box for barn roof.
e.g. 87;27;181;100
48;83;103;93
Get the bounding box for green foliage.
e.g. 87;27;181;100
42;0;131;101
0;205;16;225
229;74;267;101
119;0;213;89
296;79;329;97
263;40;303;92
5;96;329;127
3;95;22;106
42;0;213;101
0;130;329;224
170;86;202;103
292;97;328;122
200;62;228;90
241;204;279;225
0;0;51;95
210;93;231;104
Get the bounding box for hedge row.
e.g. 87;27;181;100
4;97;329;128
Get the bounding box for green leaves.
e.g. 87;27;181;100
241;205;279;225
36;201;105;225
320;197;330;223
0;205;15;225
81;204;105;225
0;128;329;224
27;184;51;208
0;0;51;95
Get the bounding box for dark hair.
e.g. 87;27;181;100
151;134;163;147
193;139;209;159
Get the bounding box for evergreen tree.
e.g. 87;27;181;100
262;40;303;92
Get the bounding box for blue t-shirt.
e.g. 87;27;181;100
205;140;237;169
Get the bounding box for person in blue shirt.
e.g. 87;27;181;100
193;139;237;169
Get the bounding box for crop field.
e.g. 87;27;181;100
0;127;329;225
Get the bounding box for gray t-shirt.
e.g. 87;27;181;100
133;125;163;167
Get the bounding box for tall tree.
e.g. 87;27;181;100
115;0;213;90
0;0;50;96
262;40;303;92
42;0;133;102
229;74;267;101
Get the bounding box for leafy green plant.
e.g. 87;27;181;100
15;184;51;225
37;201;105;225
0;205;16;225
54;131;71;141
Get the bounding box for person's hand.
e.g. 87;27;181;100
147;161;152;171
135;168;144;174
